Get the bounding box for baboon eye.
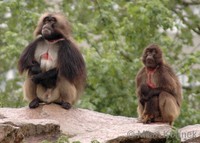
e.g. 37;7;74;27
43;17;57;24
146;50;150;54
51;18;56;22
43;17;49;23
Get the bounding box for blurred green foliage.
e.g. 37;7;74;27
0;0;200;128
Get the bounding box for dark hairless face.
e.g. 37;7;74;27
41;15;63;40
142;45;163;69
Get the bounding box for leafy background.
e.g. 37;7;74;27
0;0;200;128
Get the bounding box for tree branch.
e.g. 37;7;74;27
172;9;200;35
182;1;200;6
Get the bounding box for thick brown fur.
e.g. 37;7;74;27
18;12;86;109
136;44;182;125
34;12;71;39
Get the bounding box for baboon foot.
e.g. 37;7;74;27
29;98;40;108
56;101;71;110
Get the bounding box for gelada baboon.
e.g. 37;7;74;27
18;13;86;109
136;44;182;125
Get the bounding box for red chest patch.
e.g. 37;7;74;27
41;53;53;61
146;68;157;89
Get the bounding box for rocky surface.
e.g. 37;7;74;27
179;124;200;143
0;118;60;143
0;104;199;143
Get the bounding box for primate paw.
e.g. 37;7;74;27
29;98;40;108
142;114;154;124
61;102;72;109
145;119;152;124
29;61;42;75
141;84;150;95
56;102;71;109
31;74;42;84
31;66;42;74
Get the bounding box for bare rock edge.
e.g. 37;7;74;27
0;104;199;143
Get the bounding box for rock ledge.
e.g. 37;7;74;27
0;104;199;143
